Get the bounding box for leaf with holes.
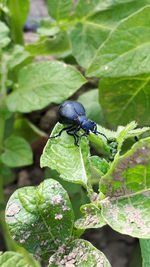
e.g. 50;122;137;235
5;179;74;260
49;239;111;266
40;123;91;188
100;137;150;238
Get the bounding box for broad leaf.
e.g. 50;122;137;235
0;251;41;267
49;239;111;266
26;32;71;56
99;75;150;126
6;61;87;112
1;135;33;167
71;0;149;68
5;179;74;259
87;5;150;78
47;0;73;20
40;123;91;188
75;203;106;229
0;21;10;48
100;137;150;238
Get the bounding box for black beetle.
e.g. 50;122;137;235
49;100;108;145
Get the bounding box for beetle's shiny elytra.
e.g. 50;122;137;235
49;100;108;146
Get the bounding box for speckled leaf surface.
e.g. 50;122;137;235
99;75;150;126
6;61;87;112
0;251;40;267
49;239;111;266
75;203;106;230
100;137;150;238
40;123;91;188
71;1;149;69
87;5;150;78
1;135;33;167
5;179;74;258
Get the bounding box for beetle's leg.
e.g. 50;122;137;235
66;127;78;145
49;125;73;139
78;132;88;145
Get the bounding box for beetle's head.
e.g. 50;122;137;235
81;120;96;132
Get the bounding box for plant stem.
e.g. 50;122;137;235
8;0;24;45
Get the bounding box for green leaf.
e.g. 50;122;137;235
87;5;150;78
49;239;111;266
140;239;150;267
99;75;150;126
5;179;74;259
1;135;33;167
47;0;73;20
71;0;148;69
0;21;10;48
100;137;150;238
90;156;110;176
13;118;46;143
40;123;91;188
26;32;71;56
75;203;106;230
75;0;139;18
1;165;15;186
78;89;104;125
0;251;41;267
6;60;87;113
7;45;30;70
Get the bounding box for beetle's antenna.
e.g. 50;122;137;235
96;131;108;141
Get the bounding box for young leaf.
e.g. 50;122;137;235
0;251;41;267
47;0;73;20
87;5;150;78
5;179;74;258
99;75;150;126
1;135;33;167
40;123;91;188
100;137;150;238
75;203;106;230
0;21;10;48
49;239;111;266
6;60;87;112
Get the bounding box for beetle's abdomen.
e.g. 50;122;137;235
58;100;86;125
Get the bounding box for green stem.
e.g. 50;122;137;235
8;0;24;45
